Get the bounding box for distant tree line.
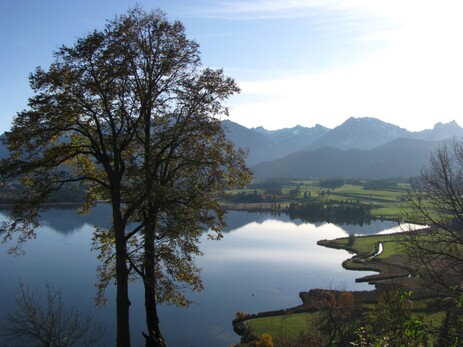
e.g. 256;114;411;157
361;179;399;190
318;179;345;190
0;182;87;204
287;200;372;225
249;178;294;191
226;190;280;203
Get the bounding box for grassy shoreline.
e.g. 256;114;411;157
233;229;449;345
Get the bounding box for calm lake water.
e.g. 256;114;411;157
0;205;405;347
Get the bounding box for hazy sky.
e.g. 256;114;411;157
1;0;462;133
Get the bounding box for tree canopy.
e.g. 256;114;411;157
0;7;250;346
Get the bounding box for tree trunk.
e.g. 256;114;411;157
115;230;131;347
143;278;167;347
113;198;131;347
143;220;167;347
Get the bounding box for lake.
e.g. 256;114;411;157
0;205;405;347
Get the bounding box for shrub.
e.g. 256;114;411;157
255;333;274;347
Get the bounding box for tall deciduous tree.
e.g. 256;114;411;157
0;7;250;347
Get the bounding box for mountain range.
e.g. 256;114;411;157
222;117;463;179
1;117;461;181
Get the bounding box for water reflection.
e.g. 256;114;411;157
0;207;403;347
0;204;112;235
38;204;112;233
212;219;349;264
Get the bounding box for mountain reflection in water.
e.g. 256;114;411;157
0;207;404;347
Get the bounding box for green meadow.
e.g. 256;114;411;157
225;179;412;220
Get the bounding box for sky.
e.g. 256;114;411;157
1;0;463;133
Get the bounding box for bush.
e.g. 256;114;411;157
236;311;248;320
255;333;274;347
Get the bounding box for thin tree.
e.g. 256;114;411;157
0;7;249;347
311;289;360;346
401;138;463;293
1;282;104;347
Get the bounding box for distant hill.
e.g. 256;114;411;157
221;118;463;178
411;120;463;141
251;138;442;179
222;120;330;165
253;123;330;156
221;120;278;165
305;117;409;150
1;117;462;180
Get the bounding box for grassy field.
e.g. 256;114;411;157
247;313;316;338
324;233;406;258
245;299;446;345
317;234;410;281
328;184;411;219
225;179;412;220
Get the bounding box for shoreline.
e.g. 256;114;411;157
233;229;440;343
